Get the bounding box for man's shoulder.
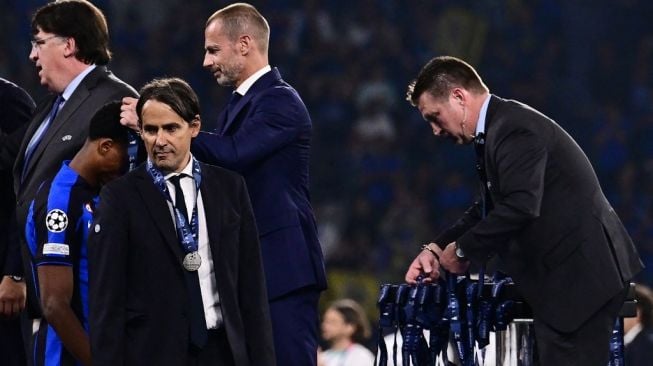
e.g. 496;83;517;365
488;96;555;138
200;162;243;184
100;167;144;197
0;78;34;104
83;66;138;98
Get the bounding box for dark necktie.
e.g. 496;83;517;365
22;95;64;181
169;174;189;222
474;132;486;183
474;132;493;216
168;174;208;349
227;91;242;115
221;92;242;134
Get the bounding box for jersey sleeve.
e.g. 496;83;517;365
33;197;78;267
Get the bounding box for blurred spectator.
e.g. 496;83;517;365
318;299;375;366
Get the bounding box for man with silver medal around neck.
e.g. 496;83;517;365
88;77;275;366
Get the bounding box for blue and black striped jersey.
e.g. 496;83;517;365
25;160;97;366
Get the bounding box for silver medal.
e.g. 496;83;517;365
183;251;202;271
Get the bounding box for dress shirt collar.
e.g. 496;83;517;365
235;64;271;96
475;94;491;136
163;154;195;181
62;64;96;102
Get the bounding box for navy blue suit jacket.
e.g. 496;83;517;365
192;68;326;300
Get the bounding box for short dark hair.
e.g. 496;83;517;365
32;0;111;65
88;101;131;146
406;55;488;106
136;78;200;126
328;299;371;344
207;2;270;54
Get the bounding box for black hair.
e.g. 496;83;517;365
32;0;111;65
406;55;488;106
88;101;131;146
135;77;200;126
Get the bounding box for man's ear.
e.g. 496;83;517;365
190;115;201;137
239;35;252;56
452;88;466;105
63;37;77;58
97;138;114;155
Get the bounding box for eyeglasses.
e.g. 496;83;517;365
30;35;65;50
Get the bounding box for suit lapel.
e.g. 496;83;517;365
199;165;222;262
134;167;186;260
19;67;108;181
215;109;227;135
28;87;90;168
221;93;253;134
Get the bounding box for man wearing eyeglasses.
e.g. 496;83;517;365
9;1;136;363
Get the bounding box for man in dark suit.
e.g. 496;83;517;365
404;56;643;365
88;78;275;366
120;4;326;365
0;78;35;366
12;0;137;326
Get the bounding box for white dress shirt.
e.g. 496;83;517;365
235;64;271;96
164;156;222;329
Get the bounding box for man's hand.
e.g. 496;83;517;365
405;243;442;284
439;242;470;274
120;96;139;131
0;276;26;318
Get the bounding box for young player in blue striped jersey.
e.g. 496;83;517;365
24;101;131;366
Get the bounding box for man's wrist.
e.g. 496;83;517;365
455;245;466;261
421;243;440;260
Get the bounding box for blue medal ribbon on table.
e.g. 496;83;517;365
376;284;396;366
465;279;479;363
447;274;469;365
491;274;514;331
429;280;450;364
146;158;202;254
403;284;433;366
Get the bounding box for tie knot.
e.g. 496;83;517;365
474;132;485;146
52;94;65;109
169;173;187;185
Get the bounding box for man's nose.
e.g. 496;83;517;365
202;54;211;68
29;47;38;62
155;131;167;146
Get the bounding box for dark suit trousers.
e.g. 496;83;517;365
188;328;234;366
533;286;628;366
270;287;320;366
0;316;26;366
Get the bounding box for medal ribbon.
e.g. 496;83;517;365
147;158;202;253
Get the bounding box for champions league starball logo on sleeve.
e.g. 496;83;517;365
46;209;69;233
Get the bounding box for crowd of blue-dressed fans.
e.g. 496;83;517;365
3;0;653;348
